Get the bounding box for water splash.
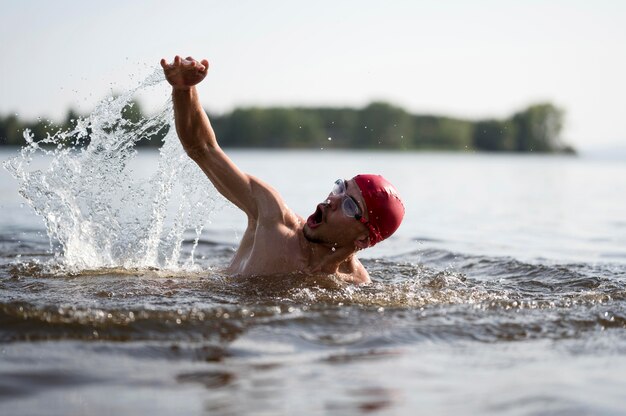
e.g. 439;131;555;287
3;69;223;271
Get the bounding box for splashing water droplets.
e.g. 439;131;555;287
3;69;222;272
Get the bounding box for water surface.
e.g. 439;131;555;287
1;78;625;415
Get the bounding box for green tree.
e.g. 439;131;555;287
0;100;575;153
355;102;413;149
0;115;23;145
412;115;473;150
510;103;564;152
217;107;325;148
297;107;359;148
435;118;473;149
473;119;516;151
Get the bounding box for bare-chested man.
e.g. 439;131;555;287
160;56;404;284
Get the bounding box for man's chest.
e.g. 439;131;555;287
233;223;306;275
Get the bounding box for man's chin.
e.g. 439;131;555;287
303;225;326;244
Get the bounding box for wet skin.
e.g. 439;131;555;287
161;56;371;284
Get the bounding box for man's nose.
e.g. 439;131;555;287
327;194;342;209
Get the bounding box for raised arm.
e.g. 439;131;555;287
160;56;262;219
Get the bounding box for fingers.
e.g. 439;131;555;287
160;56;183;68
201;59;209;72
184;56;200;69
161;55;209;73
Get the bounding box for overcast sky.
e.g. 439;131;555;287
1;0;625;151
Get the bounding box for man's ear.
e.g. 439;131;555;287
355;234;369;250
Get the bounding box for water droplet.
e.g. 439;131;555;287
5;71;218;270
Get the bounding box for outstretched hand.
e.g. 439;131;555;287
160;55;209;90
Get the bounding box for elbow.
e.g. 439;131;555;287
183;143;211;161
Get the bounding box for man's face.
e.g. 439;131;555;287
303;178;370;247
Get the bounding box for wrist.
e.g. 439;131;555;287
172;85;194;90
172;86;195;96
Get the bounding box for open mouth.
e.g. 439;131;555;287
306;204;325;228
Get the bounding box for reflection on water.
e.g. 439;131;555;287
1;229;625;415
2;205;626;415
2;248;624;345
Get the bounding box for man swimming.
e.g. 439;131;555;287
160;56;404;284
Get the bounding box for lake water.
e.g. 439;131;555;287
1;146;625;415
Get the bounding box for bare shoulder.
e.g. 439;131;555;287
248;175;300;227
338;256;371;285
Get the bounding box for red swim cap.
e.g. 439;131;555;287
353;174;405;247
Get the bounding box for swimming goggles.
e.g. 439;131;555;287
331;179;366;223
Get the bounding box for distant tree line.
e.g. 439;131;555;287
0;101;575;153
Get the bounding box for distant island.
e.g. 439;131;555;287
0;101;575;153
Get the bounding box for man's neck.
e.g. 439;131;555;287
297;229;356;274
